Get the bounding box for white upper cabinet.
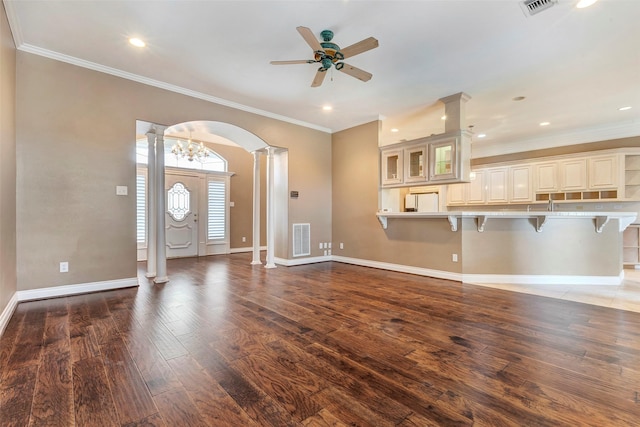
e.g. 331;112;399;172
447;183;466;205
535;162;559;193
467;170;486;204
486;168;508;204
380;130;472;188
509;165;533;203
589;155;619;189
403;144;427;183
560;158;587;191
381;149;403;186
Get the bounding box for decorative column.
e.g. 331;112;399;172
439;92;471;133
265;146;276;269
251;150;262;265
145;131;157;277
154;129;169;283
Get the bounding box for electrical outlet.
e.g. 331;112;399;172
452;254;458;262
327;249;331;256
324;250;328;256
60;261;69;273
340;242;344;249
319;242;323;249
242;237;246;242
328;242;332;249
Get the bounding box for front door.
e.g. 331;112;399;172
165;173;199;258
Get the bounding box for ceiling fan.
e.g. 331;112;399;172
271;26;379;87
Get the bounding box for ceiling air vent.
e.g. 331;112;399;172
520;0;558;16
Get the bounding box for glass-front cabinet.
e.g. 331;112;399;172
381;149;403;185
429;138;457;182
380;131;471;188
404;145;427;183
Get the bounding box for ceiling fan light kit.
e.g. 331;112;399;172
271;26;378;87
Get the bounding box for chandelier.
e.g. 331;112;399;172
171;134;210;162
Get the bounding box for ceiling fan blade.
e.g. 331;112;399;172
311;69;327;87
340;37;379;59
338;63;372;82
297;26;324;53
270;60;314;65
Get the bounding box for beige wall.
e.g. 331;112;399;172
332;121;463;273
16;52;331;291
461;218;621;276
0;3;17;319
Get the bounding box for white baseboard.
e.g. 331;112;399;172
230;246;267;254
275;255;332;266
327;256;624;286
0;292;19;337
16;277;139;302
331;256;463;282
462;271;624;286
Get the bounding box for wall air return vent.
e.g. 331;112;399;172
520;0;558;16
292;223;311;257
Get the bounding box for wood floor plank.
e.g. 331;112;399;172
120;333;181;397
100;336;158;425
68;302;101;363
29;350;74;427
152;387;208;427
72;357;119;427
167;354;259;426
0;365;39;427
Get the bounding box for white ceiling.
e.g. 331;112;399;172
4;0;640;156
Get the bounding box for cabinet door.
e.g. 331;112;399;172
589;155;618;189
560;158;587;191
429;138;458;182
381;149;404;186
466;170;485;204
486;168;508;204
509;165;533;203
447;183;466;205
535;162;559;192
404;145;427;183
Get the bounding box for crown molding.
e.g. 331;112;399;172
3;0;23;46
16;43;332;134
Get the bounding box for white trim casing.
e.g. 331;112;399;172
275;256;332;266
231;245;267;254
462;271;624;286
16;278;138;302
332;255;463;282
0;293;19;337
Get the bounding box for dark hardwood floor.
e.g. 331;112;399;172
2;253;640;426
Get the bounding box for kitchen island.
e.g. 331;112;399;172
368;210;637;285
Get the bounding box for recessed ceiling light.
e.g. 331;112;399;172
540;122;550;126
477;133;487;138
391;128;399;133
129;37;146;48
512;96;526;101
577;0;598;8
322;105;332;111
619;106;632;111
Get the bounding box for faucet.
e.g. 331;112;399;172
548;199;554;212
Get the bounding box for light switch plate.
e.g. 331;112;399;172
116;185;128;196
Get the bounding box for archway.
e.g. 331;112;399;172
137;119;285;284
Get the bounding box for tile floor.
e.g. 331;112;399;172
470;268;640;313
